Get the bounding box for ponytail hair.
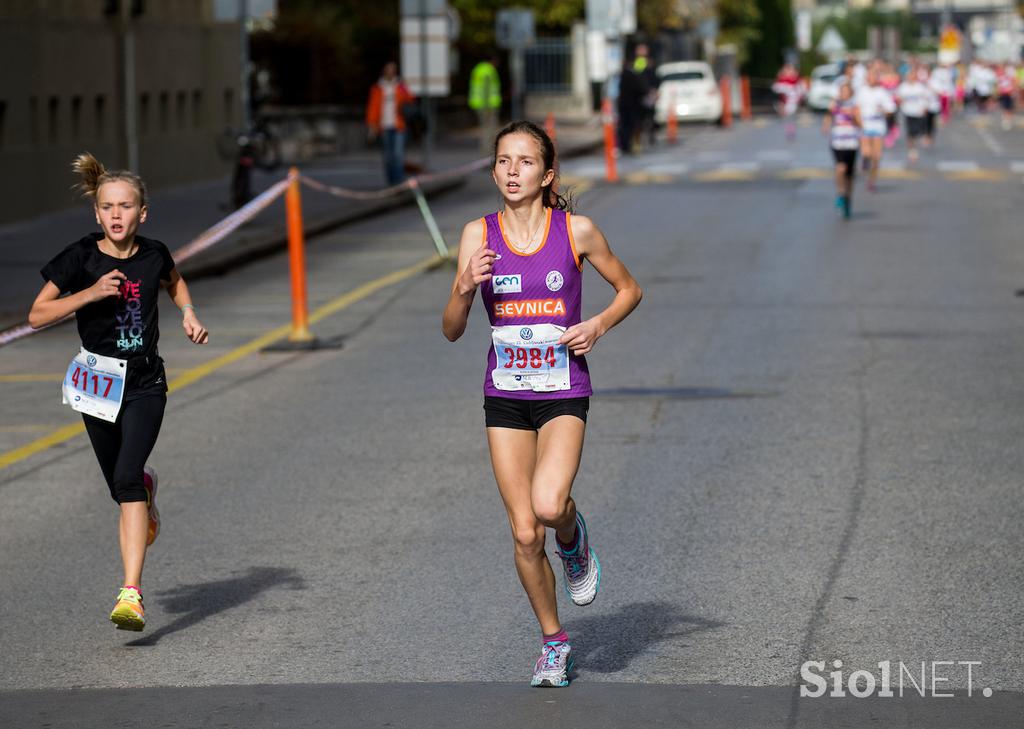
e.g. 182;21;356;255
72;152;148;207
492;121;575;212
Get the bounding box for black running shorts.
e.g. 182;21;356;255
832;148;858;176
905;115;927;139
484;396;590;430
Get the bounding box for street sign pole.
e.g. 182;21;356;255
401;0;449;171
419;0;432;169
510;48;524;121
496;9;535;122
239;0;251;132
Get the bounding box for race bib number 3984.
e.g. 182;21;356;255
491;323;571;393
62;348;127;423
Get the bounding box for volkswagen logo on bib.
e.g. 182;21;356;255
520;327;533;341
86;355;97;367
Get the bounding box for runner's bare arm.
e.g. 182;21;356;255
28;271;125;329
559;215;642;356
164;268;209;344
442;218;495;342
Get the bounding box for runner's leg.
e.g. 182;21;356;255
112;395;166;587
487;427;561;635
532;415;585;544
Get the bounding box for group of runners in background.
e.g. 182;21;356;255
774;55;1022;219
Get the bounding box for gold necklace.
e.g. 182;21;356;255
505;214;546;254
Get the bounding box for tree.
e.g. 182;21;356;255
250;0;399;106
812;8;923;55
743;0;795;78
718;0;762;67
450;0;583;51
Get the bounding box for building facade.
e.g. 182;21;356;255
0;0;242;223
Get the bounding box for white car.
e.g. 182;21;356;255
807;63;841;111
654;62;723;124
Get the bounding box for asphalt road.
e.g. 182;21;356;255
1;113;1022;728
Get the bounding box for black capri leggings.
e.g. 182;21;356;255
82;394;166;504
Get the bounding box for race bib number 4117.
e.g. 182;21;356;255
62;348;126;423
491;323;571;393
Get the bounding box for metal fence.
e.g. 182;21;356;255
525;37;573;94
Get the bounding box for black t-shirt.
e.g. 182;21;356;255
41;233;175;398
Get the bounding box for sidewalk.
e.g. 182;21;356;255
1;120;602;329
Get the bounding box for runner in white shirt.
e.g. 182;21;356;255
969;62;996;111
930;63;955;124
822;81;862;219
897;68;930;162
772;62;804;142
855;67;896;192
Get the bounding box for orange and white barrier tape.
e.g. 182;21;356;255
0;180;290;348
299;156;491;200
169;179;290;263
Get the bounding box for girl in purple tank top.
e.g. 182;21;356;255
442;121;642;687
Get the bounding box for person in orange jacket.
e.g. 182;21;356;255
366;62;416;186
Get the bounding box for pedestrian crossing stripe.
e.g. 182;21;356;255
563;166;1009;187
937;160;979;172
943;169;1008;181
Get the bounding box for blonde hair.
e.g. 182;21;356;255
72;152;148;207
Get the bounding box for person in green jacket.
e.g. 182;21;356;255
470;56;502;153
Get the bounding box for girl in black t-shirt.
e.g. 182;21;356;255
29;153;209;632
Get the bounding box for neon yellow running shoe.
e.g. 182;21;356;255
109;586;145;631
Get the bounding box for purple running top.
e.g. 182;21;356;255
480;208;592;400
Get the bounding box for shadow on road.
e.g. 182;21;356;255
569;600;723;674
125;566;305;647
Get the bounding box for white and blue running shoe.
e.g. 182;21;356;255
531;641;573;687
556;513;601;606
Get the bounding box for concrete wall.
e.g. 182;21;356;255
0;1;240;223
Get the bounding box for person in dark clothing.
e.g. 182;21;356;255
633;44;660;148
617;59;649;154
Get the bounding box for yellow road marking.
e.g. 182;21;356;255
0;423;90;468
878;168;923;180
693;169;757;182
0;254;443;471
624;172;673;184
0;425;60;433
559;176;593;196
779;167;832;180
